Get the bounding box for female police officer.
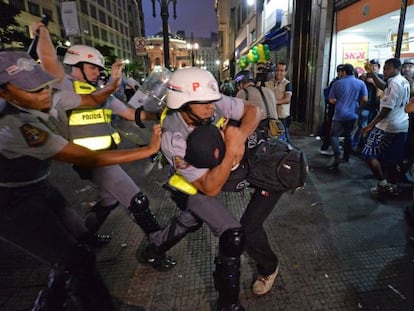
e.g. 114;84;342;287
0;50;162;310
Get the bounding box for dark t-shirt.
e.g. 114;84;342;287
364;73;383;112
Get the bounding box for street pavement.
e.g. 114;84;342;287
1;125;414;311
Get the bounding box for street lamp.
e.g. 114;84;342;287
122;59;130;75
151;0;177;69
216;59;221;81
186;42;199;66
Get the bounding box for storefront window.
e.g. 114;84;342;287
336;3;414;74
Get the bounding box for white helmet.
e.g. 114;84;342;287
166;67;221;110
63;45;105;70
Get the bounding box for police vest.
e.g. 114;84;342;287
68;81;121;150
160;108;227;195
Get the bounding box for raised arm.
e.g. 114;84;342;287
32;22;65;81
53;124;161;167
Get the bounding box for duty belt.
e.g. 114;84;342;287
0;173;49;188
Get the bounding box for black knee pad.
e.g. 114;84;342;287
218;228;245;258
128;192;160;235
129;192;149;213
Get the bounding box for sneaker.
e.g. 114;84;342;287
370;183;400;196
320;149;334;156
252;265;279;296
140;244;177;272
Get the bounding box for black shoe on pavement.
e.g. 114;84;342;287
88;234;112;248
140;245;177;272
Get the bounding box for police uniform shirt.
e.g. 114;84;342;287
54;74;130;114
161;95;244;183
0;102;69;186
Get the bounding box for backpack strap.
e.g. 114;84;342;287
243;88;249;100
255;86;271;118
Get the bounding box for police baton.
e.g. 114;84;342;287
27;14;50;60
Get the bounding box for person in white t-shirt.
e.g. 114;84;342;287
362;58;410;195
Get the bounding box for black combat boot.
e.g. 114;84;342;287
141;213;203;271
129;192;180;271
83;201;118;247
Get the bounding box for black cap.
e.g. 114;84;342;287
336;64;344;72
185;125;225;168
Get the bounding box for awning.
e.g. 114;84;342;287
263;26;290;50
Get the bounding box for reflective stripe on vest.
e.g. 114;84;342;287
69;82;121;150
161;108;226;195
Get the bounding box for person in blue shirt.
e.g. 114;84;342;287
328;63;368;167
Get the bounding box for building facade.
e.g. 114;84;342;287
144;32;219;77
2;0;144;67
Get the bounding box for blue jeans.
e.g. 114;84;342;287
330;119;356;160
352;109;375;150
279;117;290;142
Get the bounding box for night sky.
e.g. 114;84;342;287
142;0;218;38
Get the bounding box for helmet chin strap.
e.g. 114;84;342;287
76;63;98;86
183;106;215;126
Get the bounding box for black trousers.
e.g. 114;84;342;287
0;180;87;263
240;188;282;276
0;180;114;311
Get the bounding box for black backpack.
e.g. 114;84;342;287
246;138;308;193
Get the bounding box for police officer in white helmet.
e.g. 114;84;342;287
25;21;176;271
143;67;262;310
